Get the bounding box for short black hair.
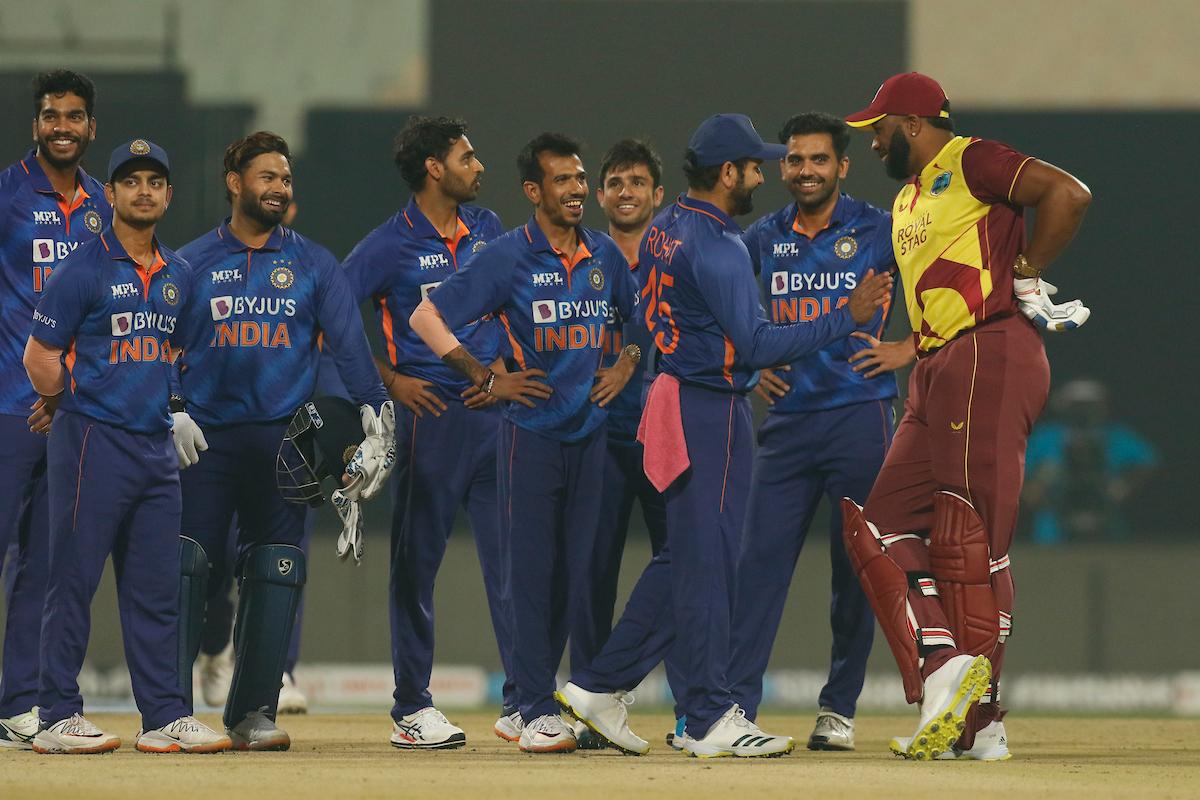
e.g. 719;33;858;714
682;149;754;191
223;131;291;202
777;112;851;160
924;98;955;132
517;132;582;184
32;69;96;118
599;138;662;188
393;115;469;192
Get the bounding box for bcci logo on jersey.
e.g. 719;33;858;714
270;265;294;290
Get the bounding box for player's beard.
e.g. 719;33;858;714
239;187;289;228
730;168;755;217
792;175;838;213
37;131;90;171
885;129;912;181
442;166;479;204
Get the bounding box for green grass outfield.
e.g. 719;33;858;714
1;711;1197;799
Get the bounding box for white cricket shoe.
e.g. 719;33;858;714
227;709;290;751
518;713;577;754
665;716;689;752
682;705;794;758
390;706;466;749
32;713;121;754
493;708;523;742
807;708;855;751
277;672;308;715
555;681;648;755
0;707;39;750
904;654;991;761
890;719;1011;761
572;719;607;750
136;716;232;753
197;642;234;708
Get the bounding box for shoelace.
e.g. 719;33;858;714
530;715;566;735
56;714;101;736
612;691;635;724
816;714;851;737
415;708;451;725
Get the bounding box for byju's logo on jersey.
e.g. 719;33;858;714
33;239;55;263
770;271;790;296
111;282;138;299
532;272;563;287
418;253;450;270
33;210;62;225
211;296;233;321
211;268;243;284
532;299;557;323
773;242;800;258
111;312;133;336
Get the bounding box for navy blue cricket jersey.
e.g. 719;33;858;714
0;151;110;415
32;231;186;434
174;221;387;426
641;196;862;393
342;198;505;396
431;219;639;442
599;257;653;441
742;193;898;412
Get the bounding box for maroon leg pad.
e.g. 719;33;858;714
928;491;1000;659
842;499;923;705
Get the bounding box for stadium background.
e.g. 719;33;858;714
0;0;1196;714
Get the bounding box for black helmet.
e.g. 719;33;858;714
276;396;363;506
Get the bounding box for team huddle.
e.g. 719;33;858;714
0;68;1091;760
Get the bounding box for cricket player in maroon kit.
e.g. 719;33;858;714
841;72;1092;761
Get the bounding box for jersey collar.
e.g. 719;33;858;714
22;148;94;198
676;194;741;234
216;218;285;253
99;228;167;271
522;216;596;263
789;192;855;237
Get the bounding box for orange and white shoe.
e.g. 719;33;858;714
517;714;577;754
136;716;232;753
32;714;121;754
493;708;523;742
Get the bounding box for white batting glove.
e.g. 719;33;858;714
332;489;364;564
171;411;209;469
1014;277;1091;332
340;400;396;502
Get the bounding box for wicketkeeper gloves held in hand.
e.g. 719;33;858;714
339;400;397;502
1013;277;1091;332
171;411;209;469
332;489;364;565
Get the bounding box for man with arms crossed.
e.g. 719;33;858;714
0;69;109;749
410;133;641;753
842;72;1091;761
729;111;908;752
555;115;891;758
24;140;230;754
340;115;513;749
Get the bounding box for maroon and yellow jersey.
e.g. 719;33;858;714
891;136;1033;352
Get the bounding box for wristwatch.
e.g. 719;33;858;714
622;343;642;365
1012;254;1042;279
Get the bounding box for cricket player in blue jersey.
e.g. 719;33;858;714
23;140;230;754
410;132;641;753
728;112;912;751
555;114;892;758
171;131;393;751
340;116;513;749
0;70;110;750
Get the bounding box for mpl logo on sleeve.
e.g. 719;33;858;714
111;312;133;336
211;296;233;321
531;299;557;323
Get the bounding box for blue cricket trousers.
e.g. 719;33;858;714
499;420;606;722
729;400;893;719
390;399;514;719
39;411;188;729
573;385;752;738
0;414;49;717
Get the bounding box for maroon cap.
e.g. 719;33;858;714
845;72;950;128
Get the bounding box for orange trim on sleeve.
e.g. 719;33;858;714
1007;156;1035;202
378;297;399;367
64;338;78;393
678;200;726;227
497;311;526;370
721;335;736;387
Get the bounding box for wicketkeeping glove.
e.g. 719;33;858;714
171;411;209;469
1013;277;1091;332
332;489;364;564
340;400;396;502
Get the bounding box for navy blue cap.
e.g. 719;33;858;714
687;114;787;167
107;138;170;181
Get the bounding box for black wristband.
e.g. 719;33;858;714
169;394;187;413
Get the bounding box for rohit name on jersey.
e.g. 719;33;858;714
768;269;856;322
108;310;177;363
530;298;610;352
207;295;297;349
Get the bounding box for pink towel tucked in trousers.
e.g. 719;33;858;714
637;373;690;492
